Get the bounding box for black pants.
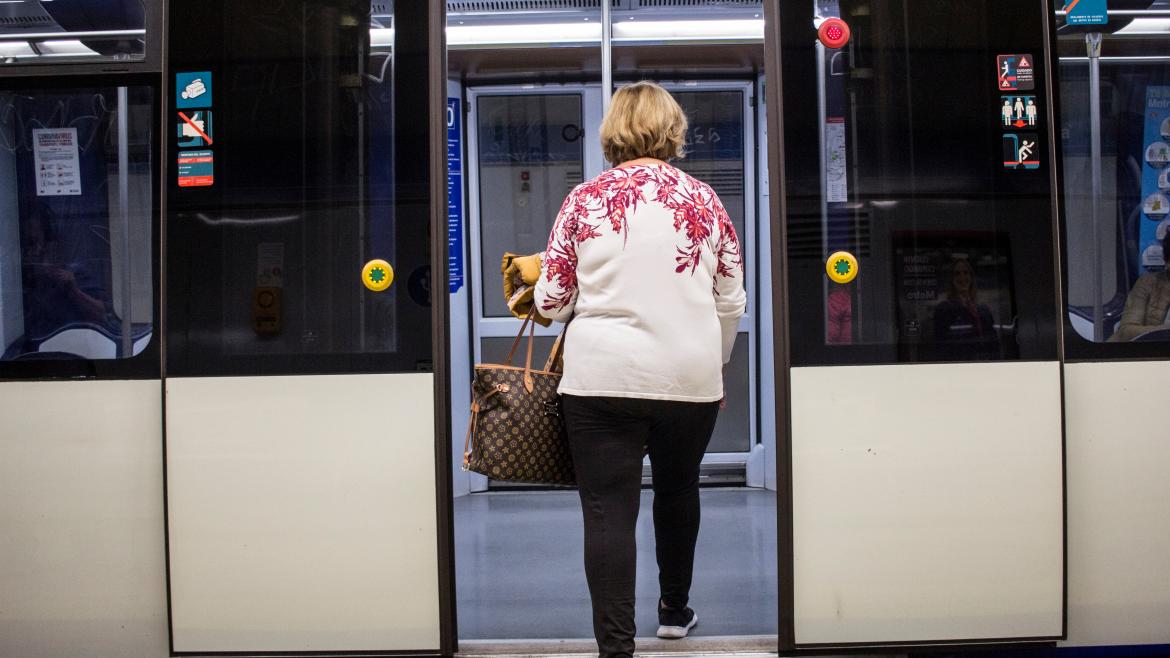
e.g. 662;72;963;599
561;394;720;658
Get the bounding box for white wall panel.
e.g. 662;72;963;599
791;362;1063;645
1064;361;1170;647
0;380;168;658
167;373;440;653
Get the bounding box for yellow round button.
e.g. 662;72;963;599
826;251;859;284
362;259;394;292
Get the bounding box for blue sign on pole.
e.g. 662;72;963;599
1065;0;1108;26
447;98;464;294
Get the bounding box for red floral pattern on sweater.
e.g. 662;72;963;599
539;163;743;315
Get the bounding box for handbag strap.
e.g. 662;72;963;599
544;326;567;373
504;308;536;366
522;314;537;393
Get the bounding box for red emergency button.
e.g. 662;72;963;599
818;17;850;49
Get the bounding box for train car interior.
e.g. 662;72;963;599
442;0;778;647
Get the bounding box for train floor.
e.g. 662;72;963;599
455;487;778;641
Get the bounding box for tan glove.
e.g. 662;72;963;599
501;252;551;327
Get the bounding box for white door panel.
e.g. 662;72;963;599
167;373;440;653
791;362;1064;644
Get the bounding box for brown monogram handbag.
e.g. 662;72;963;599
462;310;575;486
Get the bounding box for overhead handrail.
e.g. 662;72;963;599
0;29;145;43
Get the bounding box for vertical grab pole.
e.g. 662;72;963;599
601;0;613;115
117;86;133;357
1086;32;1104;342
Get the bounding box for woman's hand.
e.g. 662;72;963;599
501;252;551;327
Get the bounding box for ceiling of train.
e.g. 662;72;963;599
2;0;1168;65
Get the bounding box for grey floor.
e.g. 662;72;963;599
455;488;778;641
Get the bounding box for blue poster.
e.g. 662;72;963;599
447;98;464;293
1065;0;1108;26
1139;87;1170;272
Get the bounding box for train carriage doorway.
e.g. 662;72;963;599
459;80;767;494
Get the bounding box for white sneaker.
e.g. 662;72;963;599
656;605;698;639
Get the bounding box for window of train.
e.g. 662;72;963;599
0;84;155;366
0;1;146;66
783;0;1060;366
166;0;433;376
1057;2;1170;357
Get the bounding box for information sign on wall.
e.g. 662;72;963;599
448;98;464;293
32;128;82;196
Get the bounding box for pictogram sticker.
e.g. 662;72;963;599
1003;133;1040;170
177;110;214;147
1000;95;1039;129
997;54;1035;91
176;71;213;109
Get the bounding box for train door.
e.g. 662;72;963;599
163;1;452;654
772;0;1065;648
448;0;778;648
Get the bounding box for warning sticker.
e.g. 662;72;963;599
1000;95;1039;129
997;54;1035;91
178;150;214;187
1003;133;1040;170
177;110;213;148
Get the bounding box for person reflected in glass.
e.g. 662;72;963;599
508;82;746;658
19;204;111;345
827;284;852;344
1110;233;1170;342
932;257;997;359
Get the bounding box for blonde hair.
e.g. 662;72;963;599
599;81;688;165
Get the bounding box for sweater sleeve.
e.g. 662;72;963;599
1110;274;1170;342
534;194;580;323
713;203;747;363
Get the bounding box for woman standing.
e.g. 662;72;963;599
526;81;746;658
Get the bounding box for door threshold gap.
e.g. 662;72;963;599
458;634;778;656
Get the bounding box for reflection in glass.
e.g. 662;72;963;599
1058;7;1170;343
0;87;154;361
166;0;434;375
784;0;1058;365
0;1;146;65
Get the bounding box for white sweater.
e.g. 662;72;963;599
534;162;747;403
